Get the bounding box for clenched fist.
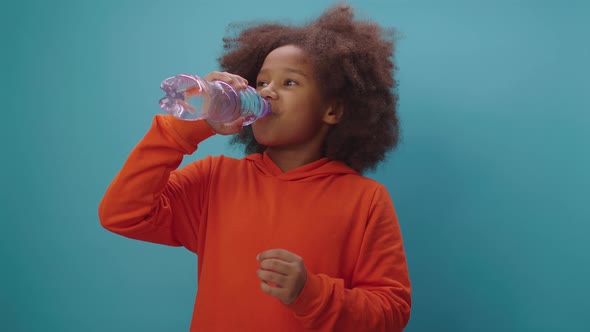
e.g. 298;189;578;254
256;249;308;305
202;71;248;135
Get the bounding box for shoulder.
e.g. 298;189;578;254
183;154;253;178
210;154;245;164
330;170;392;204
339;171;387;191
191;154;248;169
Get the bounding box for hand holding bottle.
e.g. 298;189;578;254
203;71;249;90
202;72;249;135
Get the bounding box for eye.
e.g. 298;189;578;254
284;79;298;86
256;81;268;88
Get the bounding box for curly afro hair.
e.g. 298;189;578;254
218;4;400;174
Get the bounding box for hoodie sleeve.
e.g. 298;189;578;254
287;184;412;331
98;115;215;253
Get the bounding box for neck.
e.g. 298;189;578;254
265;147;324;172
264;122;331;172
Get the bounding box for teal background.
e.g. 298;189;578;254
2;0;589;331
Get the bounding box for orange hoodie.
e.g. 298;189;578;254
99;115;411;331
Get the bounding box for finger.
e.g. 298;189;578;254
260;258;290;275
257;269;287;287
203;71;225;82
218;116;244;132
222;72;248;87
218;72;242;88
230;74;249;88
204;71;248;89
257;249;301;263
221;118;244;134
260;280;288;300
228;117;245;129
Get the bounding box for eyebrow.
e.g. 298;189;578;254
258;68;309;77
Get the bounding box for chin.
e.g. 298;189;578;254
253;120;285;147
252;125;270;146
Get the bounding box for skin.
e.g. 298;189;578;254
252;45;342;173
204;45;342;305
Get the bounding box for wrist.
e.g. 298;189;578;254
161;115;216;151
286;271;323;316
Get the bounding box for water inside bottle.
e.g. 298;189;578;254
159;74;270;124
159;75;208;120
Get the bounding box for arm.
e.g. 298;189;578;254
97;115;216;252
289;185;411;331
98;72;249;252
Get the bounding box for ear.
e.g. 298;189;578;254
322;100;344;125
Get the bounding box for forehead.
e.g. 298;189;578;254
260;45;312;70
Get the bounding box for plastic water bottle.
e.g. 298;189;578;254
159;74;271;125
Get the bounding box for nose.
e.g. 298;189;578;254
258;84;277;100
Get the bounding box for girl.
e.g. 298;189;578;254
99;4;411;331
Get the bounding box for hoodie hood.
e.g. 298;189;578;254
244;151;358;182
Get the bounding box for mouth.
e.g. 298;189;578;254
263;101;276;116
255;111;276;124
264;107;278;117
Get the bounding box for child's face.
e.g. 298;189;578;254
252;45;334;152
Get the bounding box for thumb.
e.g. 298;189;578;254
227;117;245;132
206;117;245;135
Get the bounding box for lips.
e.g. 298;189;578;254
265;105;278;116
255;111;276;124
